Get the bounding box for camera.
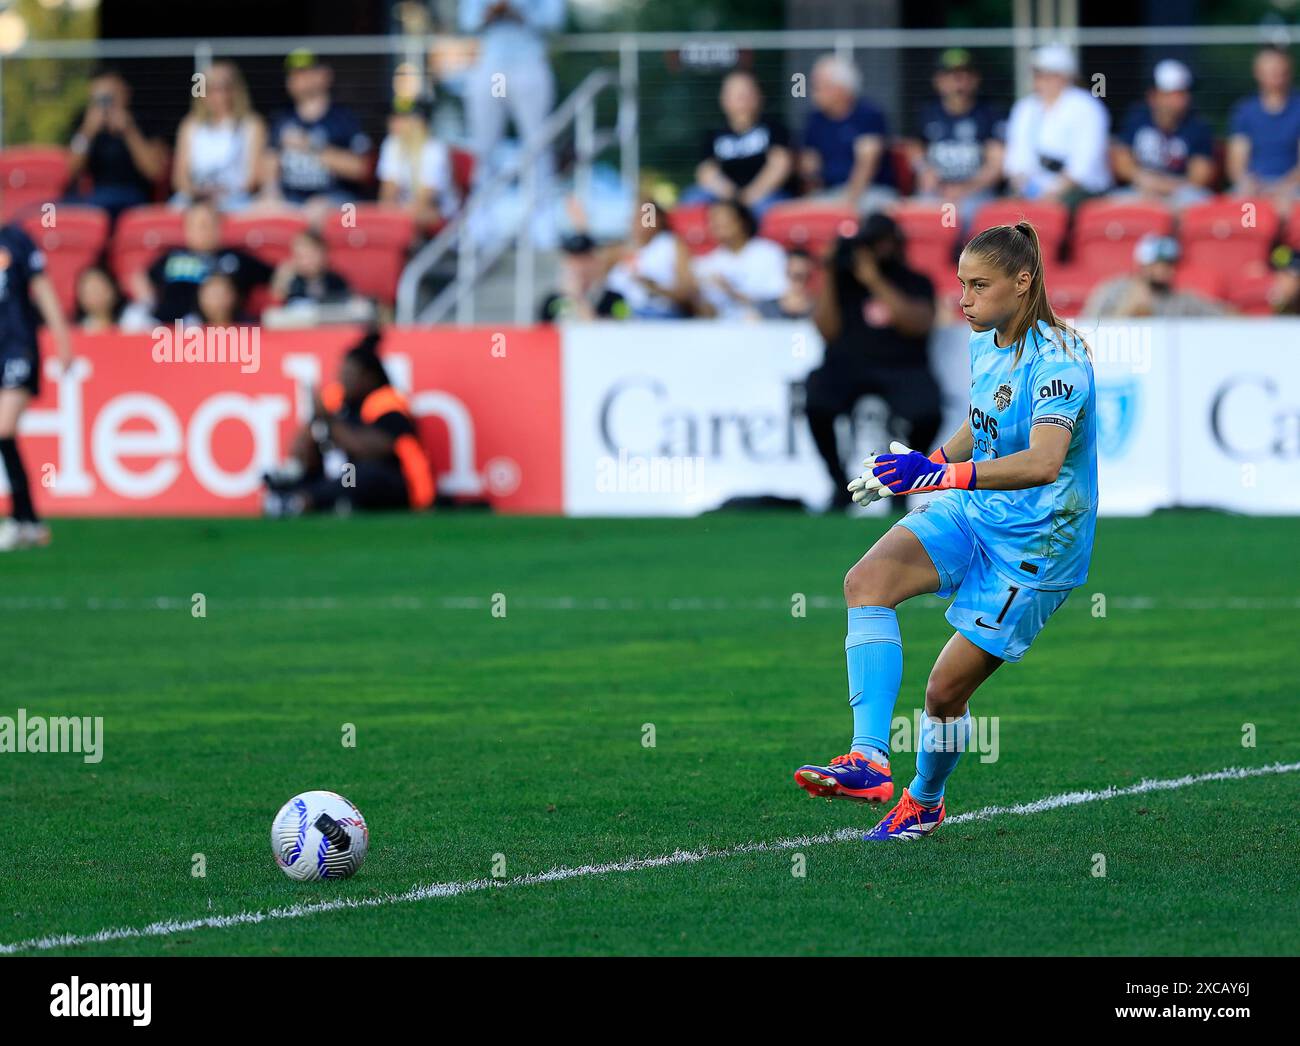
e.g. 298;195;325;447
832;231;870;274
832;213;902;275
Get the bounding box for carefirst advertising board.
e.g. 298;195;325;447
561;321;830;515
5;319;1298;517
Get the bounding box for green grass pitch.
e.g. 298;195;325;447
1;511;1297;956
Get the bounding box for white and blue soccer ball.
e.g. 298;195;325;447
272;790;369;881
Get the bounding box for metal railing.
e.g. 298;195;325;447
395;67;637;326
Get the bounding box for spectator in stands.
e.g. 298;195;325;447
905;48;1007;232
459;0;565;247
1111;60;1214;208
773;247;815;319
270;230;354;307
803;213;939;511
684;70;796;220
74;266;123;333
262;50;372;223
1004;44;1111;205
602;198;694;318
66;68;167;220
688;200;788;320
263;330;434;516
130;199;272;324
172;60;267;213
538;234;629;322
1082;234;1225;318
796;55;896;215
377;97;459;230
1228;45;1300;204
186;272;255;327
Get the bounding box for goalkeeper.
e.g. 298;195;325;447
792;221;1098;841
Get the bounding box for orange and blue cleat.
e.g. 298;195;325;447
793;751;894;803
863;788;945;840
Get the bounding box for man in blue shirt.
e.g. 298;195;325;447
266;51;372;221
1113;59;1215;208
1228;45;1300;201
906;48;1006;230
797;55;896;215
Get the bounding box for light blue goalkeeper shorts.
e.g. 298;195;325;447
894;493;1072;663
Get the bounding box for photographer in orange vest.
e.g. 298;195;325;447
264;330;434;516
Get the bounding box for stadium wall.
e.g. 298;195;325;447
3;320;1297;517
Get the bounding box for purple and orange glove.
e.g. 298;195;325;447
870;441;976;495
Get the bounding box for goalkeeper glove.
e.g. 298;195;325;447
870;441;976;495
847;441;949;505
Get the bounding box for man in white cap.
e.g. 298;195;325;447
1111;59;1214;208
1003;43;1111;204
1082;233;1225;318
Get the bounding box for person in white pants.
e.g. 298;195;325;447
459;0;565;247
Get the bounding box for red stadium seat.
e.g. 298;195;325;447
1223;262;1275;315
759;202;858;260
1041;263;1104;318
890;145;915;197
893;202;959;289
320;204;416;304
110;205;186;286
20;206;109;317
1173;264;1224;302
1179;196;1279;273
244;284;276;318
668;203;714;255
0;147;71;222
1073;199;1175;271
222;213;309;266
970;199;1069;260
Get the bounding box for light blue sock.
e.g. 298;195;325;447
909;711;972;806
846;606;902;766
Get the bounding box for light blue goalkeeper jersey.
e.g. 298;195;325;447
961;319;1098;590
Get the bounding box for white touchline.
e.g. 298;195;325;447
0;595;1298;613
2;760;1297;955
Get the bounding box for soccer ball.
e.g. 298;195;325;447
271;790;369;881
